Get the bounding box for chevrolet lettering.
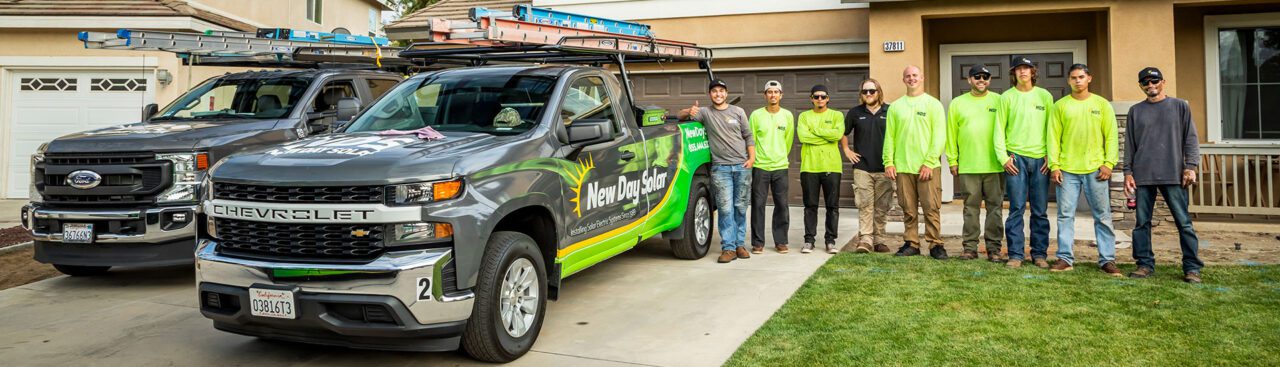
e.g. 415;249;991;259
210;204;374;221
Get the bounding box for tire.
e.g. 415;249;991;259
670;176;713;260
52;264;111;276
462;231;548;363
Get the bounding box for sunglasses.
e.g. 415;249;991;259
860;89;878;95
971;74;991;81
811;95;829;100
1142;79;1163;86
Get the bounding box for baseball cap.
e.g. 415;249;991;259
708;79;728;92
968;65;992;77
1138;67;1163;83
763;80;783;92
810;84;829;95
1010;56;1034;70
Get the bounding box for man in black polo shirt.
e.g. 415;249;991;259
841;78;894;253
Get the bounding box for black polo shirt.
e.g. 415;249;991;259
844;103;889;173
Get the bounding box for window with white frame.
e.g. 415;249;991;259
306;0;323;24
1206;13;1280;142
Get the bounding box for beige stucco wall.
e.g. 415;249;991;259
641;9;867;46
194;0;384;35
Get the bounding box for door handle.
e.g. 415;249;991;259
619;151;636;161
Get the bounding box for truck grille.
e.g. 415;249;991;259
213;183;385;204
37;153;169;206
214;218;385;262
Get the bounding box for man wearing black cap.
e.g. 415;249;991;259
947;65;1005;261
1124;67;1204;283
679;79;756;263
996;55;1056;269
796;84;846;254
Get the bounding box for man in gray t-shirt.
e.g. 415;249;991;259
1123;66;1203;283
679;79;756;263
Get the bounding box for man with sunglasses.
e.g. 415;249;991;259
1046;63;1121;276
884;66;947;259
843;78;894;253
946;65;1006;261
797;85;846;254
748;80;795;254
996;56;1056;269
1124;67;1203;283
678;79;756;264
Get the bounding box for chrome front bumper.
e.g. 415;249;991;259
195;239;474;326
23;204;197;244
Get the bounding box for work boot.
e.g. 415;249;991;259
717;250;736;263
1006;259;1024;268
751;245;765;254
894;243;919;256
1129;266;1155;279
1100;262;1123;277
987;251;1003;263
929;245;948;260
1183;272;1202;283
736;246;751;259
1050;259;1073;272
801;242;815;254
874;244;891;253
826;242;839;254
855;244;872;254
1032;257;1050;269
958;250;979;260
776;245;790;254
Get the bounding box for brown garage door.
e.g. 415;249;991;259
630;67;869;207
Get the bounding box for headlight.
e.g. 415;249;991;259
29;150;45;203
386;178;463;206
386;222;453;246
156;152;209;204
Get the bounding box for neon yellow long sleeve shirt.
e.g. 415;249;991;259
995;86;1055;162
797;109;845;173
883;93;946;172
1048;93;1119;175
947;91;1004;174
748;107;795;171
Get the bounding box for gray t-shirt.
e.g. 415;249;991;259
698;105;754;165
1124;97;1200;186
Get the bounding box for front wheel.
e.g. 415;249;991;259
462;231;547;363
670;176;713;259
52;264;111;276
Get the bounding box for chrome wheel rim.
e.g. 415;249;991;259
694;196;711;246
499;257;539;338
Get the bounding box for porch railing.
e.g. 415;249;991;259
1192;146;1280;216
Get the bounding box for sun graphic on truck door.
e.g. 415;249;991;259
567;153;595;217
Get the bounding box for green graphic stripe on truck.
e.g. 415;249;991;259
556;122;709;277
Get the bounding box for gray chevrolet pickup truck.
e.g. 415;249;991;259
196;46;718;361
21;68;402;276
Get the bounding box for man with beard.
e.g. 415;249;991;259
947;65;1006;261
679;79;756;263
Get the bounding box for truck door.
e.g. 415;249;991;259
558;75;649;256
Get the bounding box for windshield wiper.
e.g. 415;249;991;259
190;113;257;120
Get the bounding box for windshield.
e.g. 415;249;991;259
344;70;556;135
153;77;311;120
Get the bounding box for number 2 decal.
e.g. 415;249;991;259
416;277;432;301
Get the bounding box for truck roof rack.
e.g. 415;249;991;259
78;29;427;71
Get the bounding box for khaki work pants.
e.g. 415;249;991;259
895;173;942;248
852;169;894;246
958;173;1005;253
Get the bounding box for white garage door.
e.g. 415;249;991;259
4;70;154;198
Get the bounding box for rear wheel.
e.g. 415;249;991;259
462;231;547;362
52;264;110;276
670;176;713;259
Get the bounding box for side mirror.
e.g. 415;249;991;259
567;119;615;146
336;97;361;122
142;103;159;122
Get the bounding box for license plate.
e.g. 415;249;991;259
249;288;296;319
62;223;94;244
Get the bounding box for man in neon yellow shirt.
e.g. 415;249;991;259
797;84;845;254
749;80;795;254
884;66;947;259
947;65;1004;261
997;56;1055;269
1047;64;1121;276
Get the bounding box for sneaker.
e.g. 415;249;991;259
1005;259;1024;268
958;250;979;260
1100;262;1123;277
1183;272;1202;283
776;245;790;254
826;243;839;254
801;243;815;254
1129;266;1155;279
751;245;765;254
987;252;1003;263
1050;259;1073;272
929;245;949;260
894;243;919;256
736;246;751;259
717;250;736;263
1032;257;1050;269
873;244;891;253
854;244;872;253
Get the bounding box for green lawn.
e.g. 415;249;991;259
726;254;1280;367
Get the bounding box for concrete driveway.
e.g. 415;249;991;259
0;206;847;367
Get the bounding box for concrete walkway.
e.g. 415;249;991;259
1;200;25;228
0;202;1129;366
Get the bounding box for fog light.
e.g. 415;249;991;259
389;222;452;245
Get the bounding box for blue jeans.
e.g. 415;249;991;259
1133;185;1203;274
711;164;750;251
1054;171;1116;266
1005;154;1050;260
